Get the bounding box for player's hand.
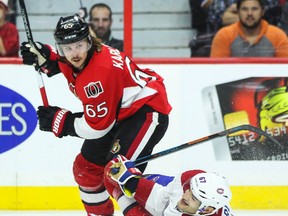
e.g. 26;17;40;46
109;155;142;197
20;41;50;69
110;161;125;180
37;106;71;138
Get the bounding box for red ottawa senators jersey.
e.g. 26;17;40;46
58;45;172;139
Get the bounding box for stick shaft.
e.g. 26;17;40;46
19;0;33;42
134;124;282;166
19;0;49;107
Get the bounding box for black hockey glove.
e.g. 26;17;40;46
37;106;73;138
20;42;61;77
109;155;142;198
20;41;50;70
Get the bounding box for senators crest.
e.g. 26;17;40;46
110;139;121;154
84;81;104;98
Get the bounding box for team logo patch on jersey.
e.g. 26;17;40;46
84;81;104;98
110;139;121;154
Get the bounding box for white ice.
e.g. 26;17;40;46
0;210;288;216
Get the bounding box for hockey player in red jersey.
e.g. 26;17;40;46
104;155;233;216
20;14;171;216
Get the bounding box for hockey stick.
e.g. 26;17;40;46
133;124;282;166
110;124;282;174
19;0;49;107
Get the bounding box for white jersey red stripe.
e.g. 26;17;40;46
134;170;234;216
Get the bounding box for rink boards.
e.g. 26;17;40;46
0;59;288;210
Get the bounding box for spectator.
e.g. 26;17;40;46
89;3;123;52
222;0;286;31
189;0;236;57
262;0;283;26
210;0;288;57
20;14;171;216
0;0;19;57
188;0;237;57
189;0;283;57
104;155;233;216
222;0;282;26
278;0;288;34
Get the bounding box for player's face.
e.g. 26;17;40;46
238;0;264;29
60;39;91;69
177;189;216;215
90;7;112;40
177;189;201;214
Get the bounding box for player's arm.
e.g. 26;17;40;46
222;3;239;26
20;41;61;77
36;106;84;138
108;155;176;214
36;104;114;139
36;94;118;139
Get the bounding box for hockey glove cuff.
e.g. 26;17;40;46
37;106;81;138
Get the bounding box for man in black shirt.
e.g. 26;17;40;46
89;3;123;52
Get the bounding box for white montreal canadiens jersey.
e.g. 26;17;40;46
134;170;233;216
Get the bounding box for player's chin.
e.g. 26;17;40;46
71;59;85;69
177;205;193;215
96;30;106;38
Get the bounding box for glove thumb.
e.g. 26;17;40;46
30;42;47;67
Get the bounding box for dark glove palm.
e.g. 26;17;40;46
37;106;61;132
20;42;50;69
20;43;37;66
37;106;71;137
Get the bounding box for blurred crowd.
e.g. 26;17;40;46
1;0;287;58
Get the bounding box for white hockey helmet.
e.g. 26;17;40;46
190;172;232;215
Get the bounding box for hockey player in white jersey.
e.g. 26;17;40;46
104;155;233;216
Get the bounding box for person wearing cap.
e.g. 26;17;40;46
19;14;171;216
104;155;233;216
0;0;19;57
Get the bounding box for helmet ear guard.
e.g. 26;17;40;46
190;172;232;215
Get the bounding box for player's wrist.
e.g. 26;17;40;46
52;108;71;137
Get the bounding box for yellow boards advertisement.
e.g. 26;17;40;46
203;77;288;161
